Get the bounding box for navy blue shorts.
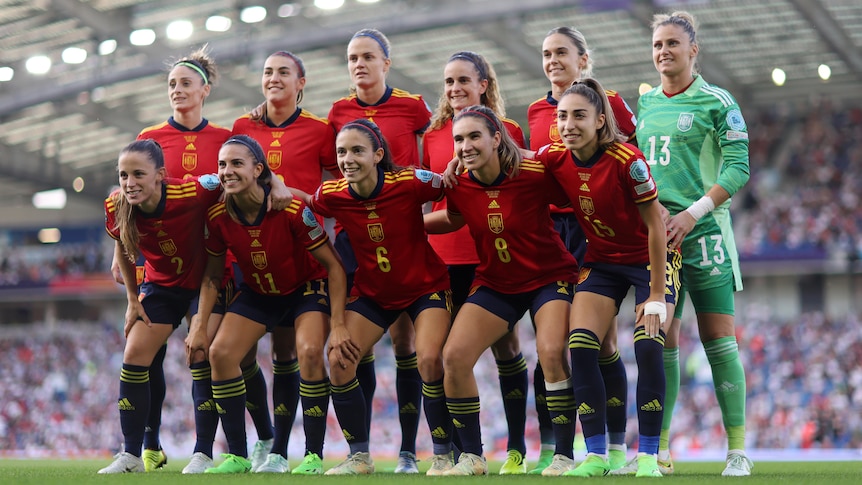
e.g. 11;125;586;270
334;231;359;291
347;290;452;331
138;282;196;329
465;281;574;331
552;212;587;267
228;279;331;332
188;282;231;319
448;264;477;309
576;250;680;308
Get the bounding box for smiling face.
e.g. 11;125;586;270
452;116;501;180
118;150;165;210
262;54;305;107
542;33;588;87
652;23;698;80
336;128;383;191
556;92;605;160
168;64;210;114
347;36;390;90
444;59;487;115
217;143;263;195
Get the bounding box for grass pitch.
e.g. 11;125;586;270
0;458;860;484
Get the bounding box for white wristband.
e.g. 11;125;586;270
644;301;667;325
685;195;715;222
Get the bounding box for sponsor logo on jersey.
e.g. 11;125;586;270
677;113;694;132
415;169;434;183
267;150;282;170
159;239;177;256
579;196;595;216
251;251;268;270
579;182;590;192
251;239;262;248
367;223;385;242
727;130;748;140
302;207;319;227
488;200;500;209
199;174;220;191
487;213;504;234
635;180;656;195
629;159;650;182
367;211;379;219
308;226;323;240
726;109;746;130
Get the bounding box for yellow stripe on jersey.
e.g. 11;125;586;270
605;89;618;96
138;121;170;135
283;198;302;215
501;117;521;129
207;203;227;221
528;97;546;109
547;142;568;153
520;160;546;174
306;235;329;252
390;88;422;101
206;247;226;257
166;181;198;199
321;179;348;194
605;143;635;165
298;110;330;125
105;197;116;213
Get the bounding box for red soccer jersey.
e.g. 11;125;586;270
138;117;232;179
105;177;222;290
536;142;658;265
444;160;577;294
422;117;525;265
205;197;328;296
528;90;636;216
328;86;431;167
308;167;449;309
232;109;338;194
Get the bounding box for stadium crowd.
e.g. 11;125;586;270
1;306;860;458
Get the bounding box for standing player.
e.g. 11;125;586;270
637;11;751;476
296;119;455;476
534;79;675;478
232;50;339;475
134;47;274;474
527;26;638;473
423;51;531;475
425;105;578;476
326;28;432;473
186;135;346;475
98;139;222;474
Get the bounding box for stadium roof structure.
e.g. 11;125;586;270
1;0;861;227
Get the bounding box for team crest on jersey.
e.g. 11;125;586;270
135;266;145;286
677;113;694;132
549;123;561;143
182;152;198;171
302;207;319;228
629;159;650;183
159;239;177;256
367;223;385;242
487;213;504;234
726;109;746;131
251;251;268;270
579;196;595;216
267;150;282;170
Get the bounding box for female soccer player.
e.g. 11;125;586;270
425;105;577;476
527;26;638;473
185;135;346;475
423;51;530;475
637;11;752;476
534;79;675;478
295;119;454;476
326;28;433;473
98;139;223;474
133;47;274;474
231;51;339;475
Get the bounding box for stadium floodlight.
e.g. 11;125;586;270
0;67;13;82
99;39;117;55
818;64;831;81
771;68;786;86
240;6;267;23
638;83;652;96
277;3;301;17
25;55;52;75
356;0;380;3
130;29;156;46
206;15;232;32
32;188;67;210
73;177;85;193
314;0;344;10
62;47;87;64
166;20;194;40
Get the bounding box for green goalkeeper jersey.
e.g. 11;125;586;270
636;75;750;216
